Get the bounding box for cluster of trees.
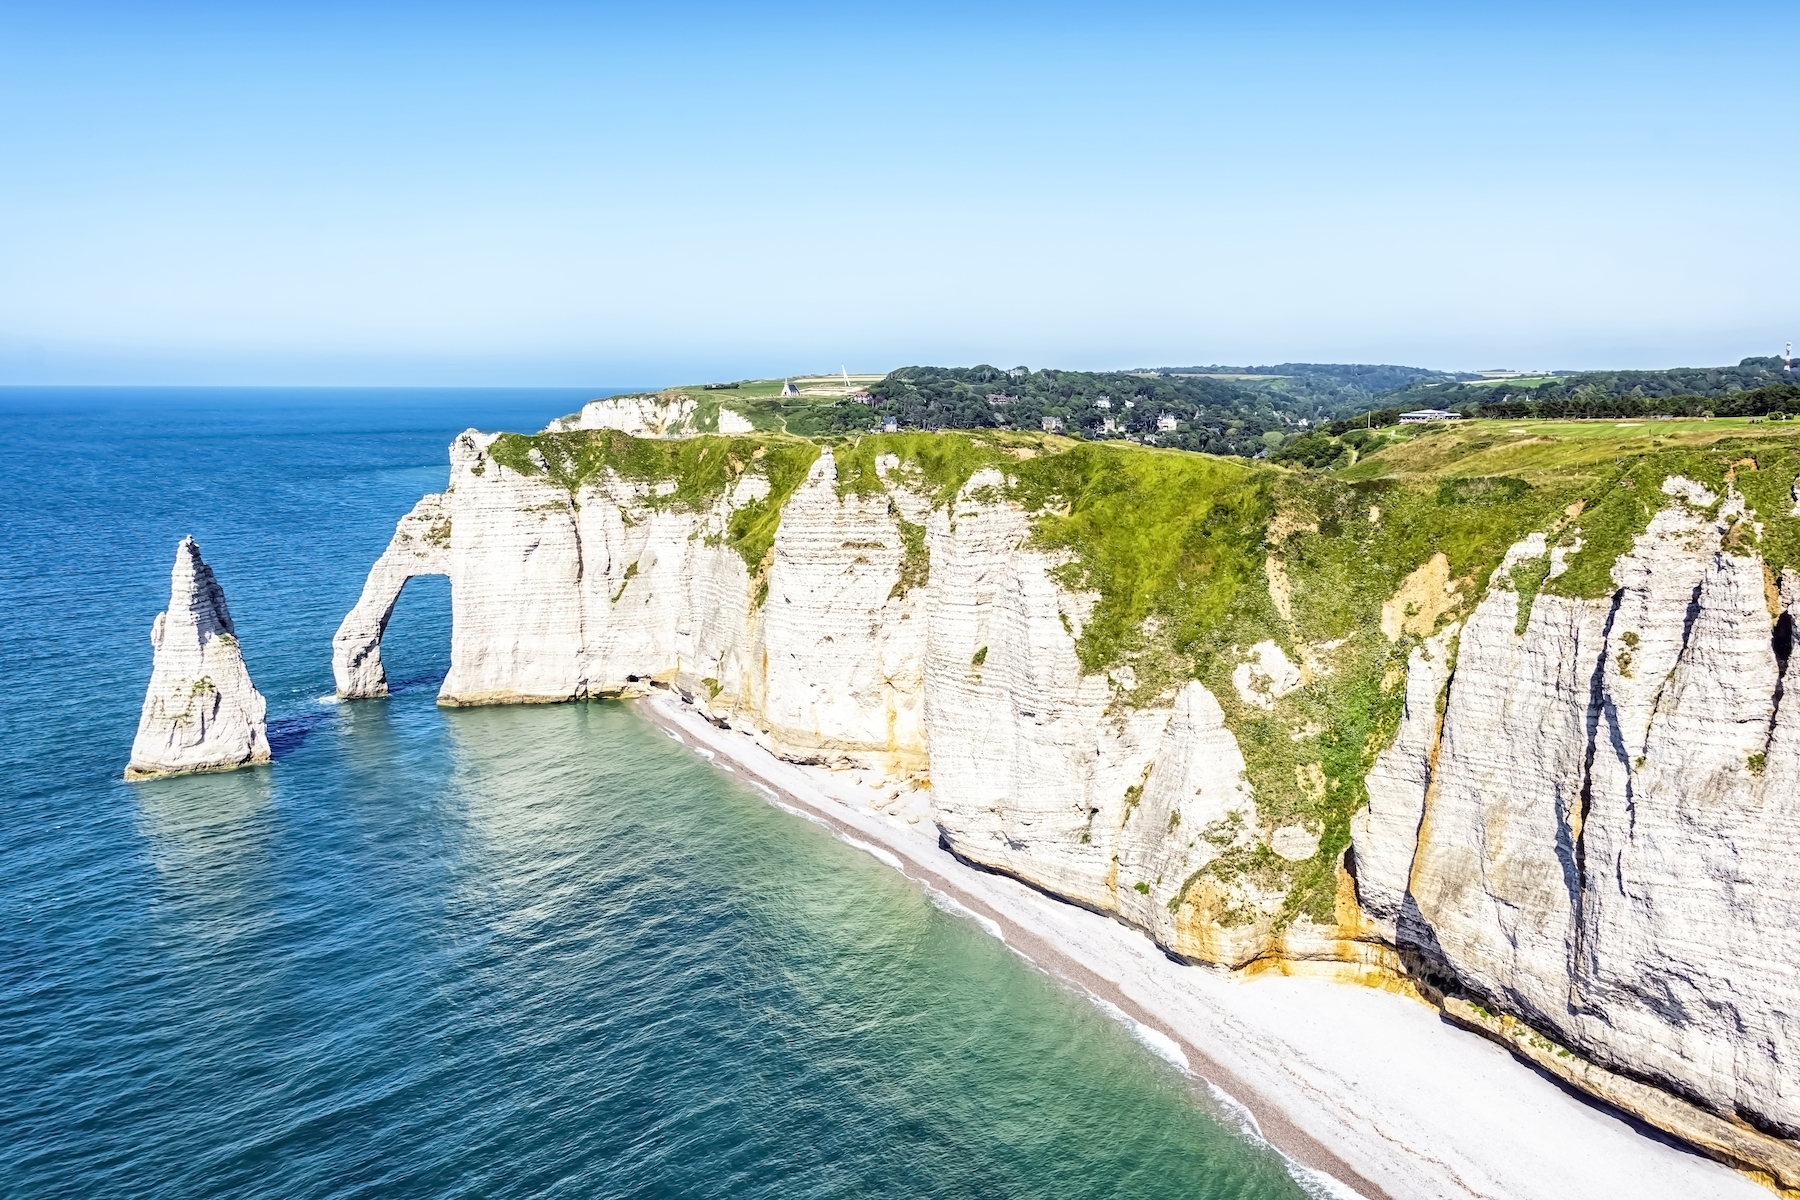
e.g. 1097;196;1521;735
1141;363;1467;417
1378;357;1797;411
801;365;1324;458
1269;426;1391;471
1327;408;1406;434
1454;382;1800;422
776;357;1800;465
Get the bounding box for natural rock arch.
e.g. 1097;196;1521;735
333;493;451;698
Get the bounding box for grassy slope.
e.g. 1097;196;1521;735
1343;417;1800;585
485;417;1800;929
892;418;1800;925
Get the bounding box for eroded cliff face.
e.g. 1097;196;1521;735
344;431;1800;1185
129;537;269;779
1367;479;1800;1183
920;478;1274;963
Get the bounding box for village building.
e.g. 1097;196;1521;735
1041;415;1064;432
1399;408;1462;423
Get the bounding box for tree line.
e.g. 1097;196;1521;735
790;364;1325;459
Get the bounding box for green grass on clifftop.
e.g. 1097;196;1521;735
482;416;1800;930
486;428;819;573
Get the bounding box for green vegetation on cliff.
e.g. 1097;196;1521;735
825;418;1800;924
1330;416;1800;590
486;428;819;573
485;413;1800;931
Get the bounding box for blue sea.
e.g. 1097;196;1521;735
1;388;1316;1199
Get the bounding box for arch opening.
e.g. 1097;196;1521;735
379;573;453;695
333;493;453;698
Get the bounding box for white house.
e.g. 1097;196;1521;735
1156;412;1179;431
1399;409;1462;424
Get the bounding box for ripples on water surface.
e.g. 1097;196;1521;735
1;389;1312;1199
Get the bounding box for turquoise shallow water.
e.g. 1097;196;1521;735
1;388;1313;1199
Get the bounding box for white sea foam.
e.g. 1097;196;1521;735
774;800;828;828
663;729;685;744
633;695;1762;1200
1198;1076;1358;1198
841;836;904;872
1284;1163;1366;1200
316;694;340;705
925;887;1005;942
1205;1080;1265;1140
1093;998;1191;1073
1130;1024;1190;1072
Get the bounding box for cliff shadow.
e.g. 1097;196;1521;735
269;708;333;758
389;670;449;696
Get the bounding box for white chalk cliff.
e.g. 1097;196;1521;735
128;537;270;779
544;393;753;438
341;435;1800;1187
1387;481;1800;1183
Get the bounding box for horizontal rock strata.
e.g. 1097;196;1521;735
127;537;269;779
343;438;1800;1184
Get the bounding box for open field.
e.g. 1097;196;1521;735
1340;416;1800;484
670;374;884;402
1461;375;1562;388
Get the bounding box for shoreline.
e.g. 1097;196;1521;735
634;691;1768;1200
630;693;1375;1199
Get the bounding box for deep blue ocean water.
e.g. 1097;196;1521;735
0;388;1313;1199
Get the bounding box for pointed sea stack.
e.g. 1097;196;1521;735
125;537;270;779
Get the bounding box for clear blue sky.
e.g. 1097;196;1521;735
2;1;1794;384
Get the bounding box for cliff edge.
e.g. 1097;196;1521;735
340;420;1800;1190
